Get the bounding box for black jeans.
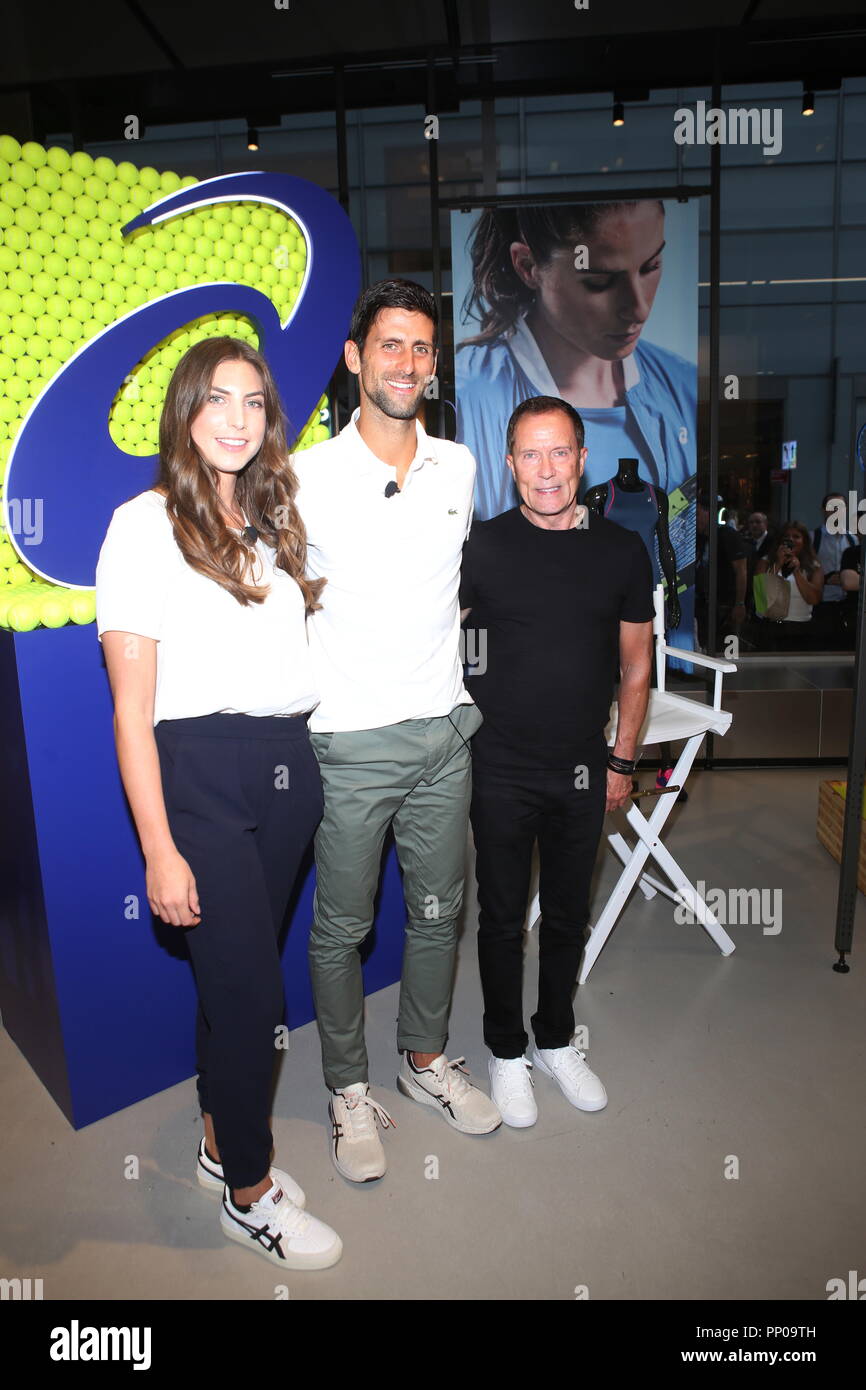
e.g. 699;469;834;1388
154;712;323;1190
469;738;608;1059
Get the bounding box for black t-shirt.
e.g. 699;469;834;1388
460;506;654;769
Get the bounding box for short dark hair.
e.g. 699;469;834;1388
506;395;584;457
822;491;845;509
349;278;438;354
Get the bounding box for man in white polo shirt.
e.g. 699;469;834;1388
293;280;500;1183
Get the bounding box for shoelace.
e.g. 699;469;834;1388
550;1046;589;1074
254;1186;309;1235
341;1088;396;1136
429;1055;473;1098
492;1058;534;1101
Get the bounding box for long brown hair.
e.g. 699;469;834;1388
779;521;820;579
153;336;324;613
459;200;665;347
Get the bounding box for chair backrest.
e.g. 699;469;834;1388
652;584;668;693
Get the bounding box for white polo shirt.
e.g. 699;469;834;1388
293;408;476;732
95;489;319;725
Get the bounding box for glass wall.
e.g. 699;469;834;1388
71;77;866;670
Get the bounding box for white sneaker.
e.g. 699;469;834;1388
397;1053;501;1134
196;1136;305;1208
488;1056;537;1128
329;1082;395;1183
220;1180;342;1269
531;1044;608;1112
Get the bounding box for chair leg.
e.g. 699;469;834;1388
609;832;656;900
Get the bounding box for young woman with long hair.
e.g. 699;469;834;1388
755;519;825;650
95;336;342;1269
456;200;696;524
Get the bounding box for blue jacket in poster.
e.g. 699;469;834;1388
455;315;696;522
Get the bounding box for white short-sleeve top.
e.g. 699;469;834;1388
95;489;319;725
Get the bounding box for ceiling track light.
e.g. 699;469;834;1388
612;100;624;127
246;125;259;150
802;88;815;116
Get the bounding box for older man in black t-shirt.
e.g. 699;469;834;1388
460;395;653;1128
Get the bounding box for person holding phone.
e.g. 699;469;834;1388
755;521;824;650
95;336;342;1270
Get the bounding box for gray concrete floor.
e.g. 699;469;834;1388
1;768;865;1301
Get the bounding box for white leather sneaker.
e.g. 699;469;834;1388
488;1056;537;1128
221;1179;341;1269
329;1082;395;1182
531;1044;608;1112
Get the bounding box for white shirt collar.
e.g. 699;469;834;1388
508;313;640;396
343;406;438;477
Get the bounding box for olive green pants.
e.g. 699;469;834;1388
308;702;482;1089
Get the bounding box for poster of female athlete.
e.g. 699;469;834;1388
452;197;699;654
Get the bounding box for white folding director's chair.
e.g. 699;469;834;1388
525;584;738;981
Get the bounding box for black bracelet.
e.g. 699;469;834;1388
607;753;636;775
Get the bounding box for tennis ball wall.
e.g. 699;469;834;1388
0;133;330;630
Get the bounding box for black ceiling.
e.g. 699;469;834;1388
1;0;864;142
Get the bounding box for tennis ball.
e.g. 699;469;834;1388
92;302;114;326
230;206;250;227
125;285;147;308
123;241;145;267
56;274;79;300
19;351;42;376
97;199;117;224
5;226;28;253
35;165;61;194
39;591;71;627
234;244;253;266
100;241;123;266
7;270;31;296
104;281;125;307
155;269;176;292
0;247;15;275
0;537;15;566
59;170;84;197
11;311;35;336
93;156;115;182
0;135;21;163
0;202;14;229
0;353;13;380
116;161;139;186
51;190;74;218
224;258;243;281
143;246;165;271
66;255;90;282
223;221;242;245
19;249;42;276
24;186;49;214
69;150;94;177
134;266;157;289
80;279;101;305
251;208;270;231
139;167;161;191
10;160;36;188
1;330;26;356
36;313;60;340
161;170;181;193
69;298;91;324
90;259;113;285
1;182;26;209
106;179;127;207
74;194;98;222
186;253;205;276
9;596;41;630
7;561;34;586
46;146;71;172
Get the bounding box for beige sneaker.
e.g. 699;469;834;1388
329;1082;395;1183
396;1052;501;1133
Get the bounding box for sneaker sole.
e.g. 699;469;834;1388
220;1217;342;1270
531;1053;607;1112
396;1073;502;1133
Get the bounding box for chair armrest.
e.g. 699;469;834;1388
661;645;737;674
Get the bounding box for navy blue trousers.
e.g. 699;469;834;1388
154;713;323;1189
